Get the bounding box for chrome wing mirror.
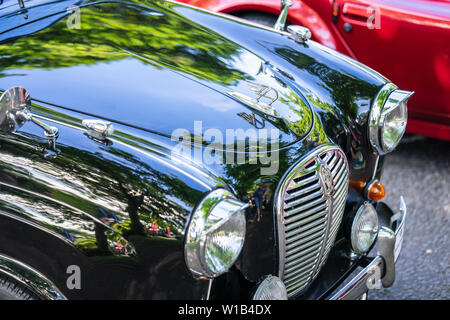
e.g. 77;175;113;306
274;0;292;31
274;0;312;44
0;87;59;154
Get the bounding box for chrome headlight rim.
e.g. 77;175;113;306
184;188;248;279
369;83;414;155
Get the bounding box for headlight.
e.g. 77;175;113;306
185;188;247;278
369;83;414;154
252;275;288;300
350;202;379;254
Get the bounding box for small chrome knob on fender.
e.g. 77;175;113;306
82;119;114;142
287;25;312;44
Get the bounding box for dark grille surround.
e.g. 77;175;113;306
275;144;349;297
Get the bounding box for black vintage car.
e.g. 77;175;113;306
0;0;410;300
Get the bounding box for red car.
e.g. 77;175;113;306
177;0;450;141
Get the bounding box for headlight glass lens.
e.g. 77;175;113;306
351;203;379;254
185;189;247;278
253;275;288;300
381;100;407;152
204;206;246;275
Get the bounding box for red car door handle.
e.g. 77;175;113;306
342;2;372;20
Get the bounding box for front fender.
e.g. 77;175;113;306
0;100;213;299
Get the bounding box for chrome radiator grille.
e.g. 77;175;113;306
275;145;349;297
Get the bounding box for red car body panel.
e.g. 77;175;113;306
177;0;450;141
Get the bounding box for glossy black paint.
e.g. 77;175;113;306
0;0;389;299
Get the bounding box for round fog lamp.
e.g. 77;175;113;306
351;202;379;254
253;276;288;300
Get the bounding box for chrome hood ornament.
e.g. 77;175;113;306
226;62;313;138
228;82;280;118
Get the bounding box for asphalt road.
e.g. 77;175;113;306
369;135;449;300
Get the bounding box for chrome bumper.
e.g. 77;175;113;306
329;197;406;300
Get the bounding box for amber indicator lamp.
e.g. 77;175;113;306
349;177;367;194
349;178;385;201
366;180;385;201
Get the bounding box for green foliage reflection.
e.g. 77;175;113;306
0;1;247;85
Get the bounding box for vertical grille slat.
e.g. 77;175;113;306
276;145;349;298
327;152;338;168
333;162;347;185
330;155;342;173
332;177;348;204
